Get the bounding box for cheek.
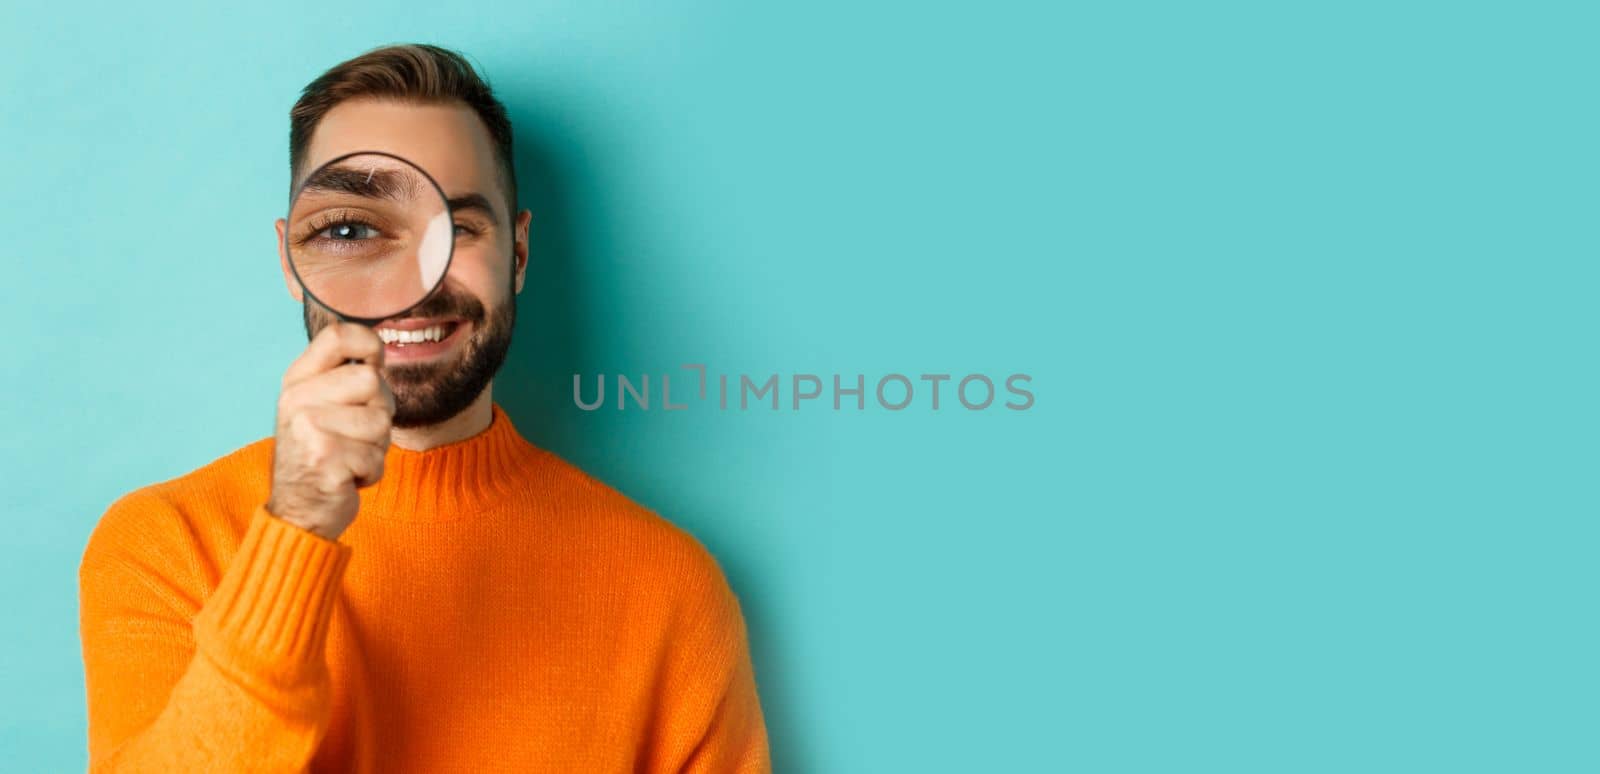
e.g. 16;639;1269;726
448;242;514;292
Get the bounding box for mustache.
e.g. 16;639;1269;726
387;285;485;324
302;282;497;343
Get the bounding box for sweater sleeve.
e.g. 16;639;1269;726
78;494;351;772
656;544;772;774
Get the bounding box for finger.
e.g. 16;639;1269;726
306;404;392;446
369;377;396;417
283;323;351;386
283;363;386;412
283;323;385;386
345;442;387;488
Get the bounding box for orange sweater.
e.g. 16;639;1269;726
77;403;770;772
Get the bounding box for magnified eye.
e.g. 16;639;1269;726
325;222;379;241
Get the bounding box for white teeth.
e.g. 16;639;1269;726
377;324;448;346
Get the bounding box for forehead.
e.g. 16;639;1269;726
301;97;505;218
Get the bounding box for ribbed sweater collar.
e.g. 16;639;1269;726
357;403;541;521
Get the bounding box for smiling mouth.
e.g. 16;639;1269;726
376;321;462;347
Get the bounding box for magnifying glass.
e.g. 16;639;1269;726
285;150;454;328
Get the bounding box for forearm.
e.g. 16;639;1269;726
90;653;331;772
82;505;350;772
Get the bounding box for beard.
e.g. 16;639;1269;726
303;281;516;429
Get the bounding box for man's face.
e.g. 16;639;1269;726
276;98;531;428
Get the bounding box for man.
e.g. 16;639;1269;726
77;43;771;773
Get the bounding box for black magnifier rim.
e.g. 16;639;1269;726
285;149;456;327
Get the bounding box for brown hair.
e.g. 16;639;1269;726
288;44;517;214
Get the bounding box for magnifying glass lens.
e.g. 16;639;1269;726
286;152;452;322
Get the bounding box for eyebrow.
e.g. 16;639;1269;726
299;166;501;226
447;192;500;225
299;166;421;202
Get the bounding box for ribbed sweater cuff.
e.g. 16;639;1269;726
192;504;351;686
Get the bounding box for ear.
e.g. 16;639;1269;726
275;218;304;302
512;208;532;295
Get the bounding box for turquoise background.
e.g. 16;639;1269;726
2;1;1595;771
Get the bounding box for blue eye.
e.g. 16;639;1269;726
327;222;378;240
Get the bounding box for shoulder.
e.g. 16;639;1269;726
522;454;757;685
521;447;739;606
82;437;274;583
